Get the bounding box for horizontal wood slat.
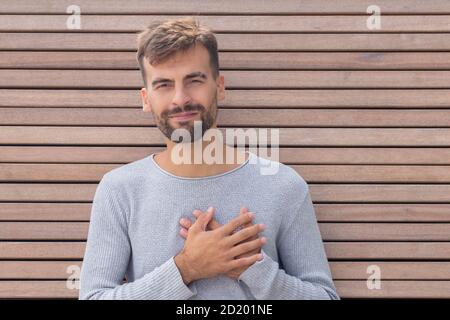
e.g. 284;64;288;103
3;52;450;70
1;184;450;202
1;127;450;146
2;280;450;299
1;147;450;165
2;89;450;108
2;222;450;241
2;15;450;32
3;33;450;51
3;70;450;89
3;280;450;299
3;242;450;260
2;164;450;183
2;108;450;127
2;203;450;222
336;281;450;298
2;1;450;14
3;261;450;280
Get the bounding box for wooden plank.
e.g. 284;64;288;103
0;281;79;299
315;204;450;222
0;184;98;201
0;203;91;221
0;242;85;259
1;127;450;146
3;70;450;89
2;108;450;127
2;280;450;299
335;281;450;298
2;222;450;241
0;222;89;240
2;0;450;14
325;242;450;260
3;33;450;51
293;165;450;183
3;261;450;280
310;185;450;203
0;146;165;163
0;261;82;279
320;223;450;241
2;89;450;108
2;203;450;222
1;147;450;165
3;164;450;183
0;164;116;182
2;15;450;32
3;52;450;70
330;262;450;280
2;241;450;260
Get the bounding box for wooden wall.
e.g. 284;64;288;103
1;0;450;299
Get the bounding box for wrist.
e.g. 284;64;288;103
174;252;194;285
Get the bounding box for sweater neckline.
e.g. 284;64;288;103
148;150;253;181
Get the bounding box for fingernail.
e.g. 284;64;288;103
247;212;255;218
207;206;214;213
179;218;184;223
261;237;267;243
259;223;266;230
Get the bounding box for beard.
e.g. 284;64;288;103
152;95;218;143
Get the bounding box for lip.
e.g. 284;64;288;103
169;112;199;122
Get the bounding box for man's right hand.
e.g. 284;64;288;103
174;210;266;285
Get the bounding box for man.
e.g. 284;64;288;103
79;17;339;300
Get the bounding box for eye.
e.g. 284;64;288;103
156;84;168;89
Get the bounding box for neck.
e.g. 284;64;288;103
153;140;248;178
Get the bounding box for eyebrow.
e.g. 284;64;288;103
151;71;207;87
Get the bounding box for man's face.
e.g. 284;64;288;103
140;44;225;143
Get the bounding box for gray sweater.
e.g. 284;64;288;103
79;151;339;300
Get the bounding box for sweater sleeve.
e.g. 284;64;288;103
237;185;340;300
79;174;197;300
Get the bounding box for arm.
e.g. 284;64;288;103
79;174;197;300
237;185;340;300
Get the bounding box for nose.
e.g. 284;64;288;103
171;85;192;109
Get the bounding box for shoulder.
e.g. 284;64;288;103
248;151;310;200
98;156;150;192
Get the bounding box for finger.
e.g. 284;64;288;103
179;227;188;239
239;207;252;229
226;223;265;246
239;207;255;231
191;210;214;233
228;237;267;258
234;207;259;245
192;209;203;218
227;253;263;270
193;208;221;230
179;217;193;229
240;207;249;214
217;212;255;236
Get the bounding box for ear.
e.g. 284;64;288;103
216;74;225;102
140;87;152;112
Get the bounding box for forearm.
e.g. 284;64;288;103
79;256;197;300
238;250;339;300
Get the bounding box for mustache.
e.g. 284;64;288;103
164;104;205;118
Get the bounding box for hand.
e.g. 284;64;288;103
174;209;266;285
179;207;267;280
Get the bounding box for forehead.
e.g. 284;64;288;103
145;44;212;80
